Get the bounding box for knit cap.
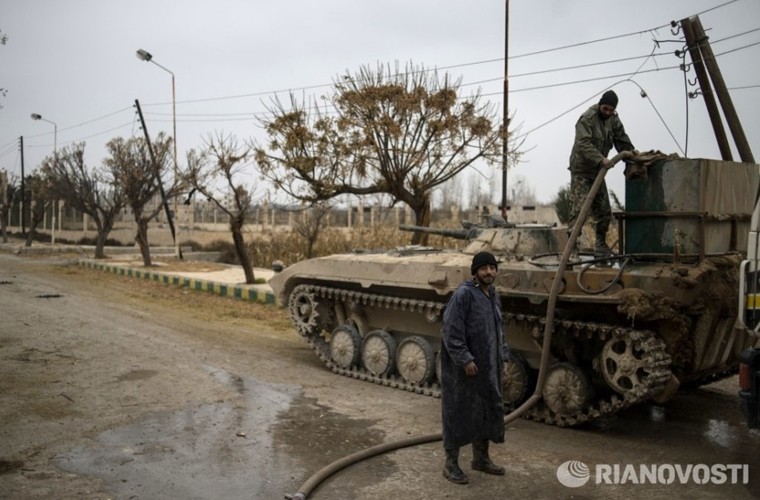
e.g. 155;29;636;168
599;90;618;108
471;251;498;275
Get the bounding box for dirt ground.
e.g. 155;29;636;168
1;251;759;500
0;253;300;498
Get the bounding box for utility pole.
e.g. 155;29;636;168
680;17;733;161
501;0;510;221
691;16;754;163
19;136;25;236
134;99;181;257
683;15;754;163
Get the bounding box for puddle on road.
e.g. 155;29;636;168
586;380;760;459
54;366;390;499
273;394;393;499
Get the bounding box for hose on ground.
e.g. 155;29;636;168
284;151;632;500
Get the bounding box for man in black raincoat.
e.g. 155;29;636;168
440;251;507;484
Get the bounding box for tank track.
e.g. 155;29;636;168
290;284;672;427
292;284;444;397
512;314;672;426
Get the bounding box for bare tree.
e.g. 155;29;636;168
103;133;173;266
185;133;257;283
24;170;54;247
43;143;126;258
255;61;512;245
439;175;462;212
0;29;7;107
293;201;331;259
507;175;537;207
0;169;17;242
470;170;492;212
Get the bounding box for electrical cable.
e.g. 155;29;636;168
144;2;749;108
680;45;690;157
141;31;758;122
6;2;752;154
0;143;18;159
576;258;631;294
143;32;760;117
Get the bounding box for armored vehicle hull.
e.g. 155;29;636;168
269;158;760;426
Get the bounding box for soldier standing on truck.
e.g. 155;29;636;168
567;90;637;257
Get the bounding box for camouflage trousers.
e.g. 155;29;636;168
567;174;611;236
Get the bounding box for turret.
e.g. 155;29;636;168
400;214;566;257
399;215;513;241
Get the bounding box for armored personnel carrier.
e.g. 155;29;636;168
268;157;760;426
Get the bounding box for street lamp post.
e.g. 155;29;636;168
30;113;57;244
136;48;181;259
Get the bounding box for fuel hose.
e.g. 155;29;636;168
284;151;633;500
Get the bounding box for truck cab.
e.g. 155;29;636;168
737;167;760;429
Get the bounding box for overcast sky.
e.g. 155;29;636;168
1;0;758;206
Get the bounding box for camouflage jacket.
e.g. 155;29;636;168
568;104;635;178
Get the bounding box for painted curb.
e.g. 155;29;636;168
78;259;277;305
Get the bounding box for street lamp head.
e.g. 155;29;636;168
31;113;42;120
136;49;153;62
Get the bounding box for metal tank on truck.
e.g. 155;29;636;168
268;157;760;426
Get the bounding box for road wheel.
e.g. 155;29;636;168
396;336;435;385
542;362;593;415
361;330;396;377
502;352;535;409
330;325;362;369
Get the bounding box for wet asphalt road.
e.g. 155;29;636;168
1;254;759;499
52;373;760;499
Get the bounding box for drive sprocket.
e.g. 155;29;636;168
288;285;325;337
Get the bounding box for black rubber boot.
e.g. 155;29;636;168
443;447;469;484
472;440;505;475
594;230;613;257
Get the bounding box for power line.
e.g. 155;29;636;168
139;35;760;124
5;1;750;148
138;2;747;108
131;30;760;126
0;146;17;160
28;38;758;139
728;84;760;90
711;27;760;44
508;0;740;60
472;40;760;96
0;138;18;152
25;121;135;149
57;106;134;133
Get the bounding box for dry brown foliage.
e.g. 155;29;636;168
247;224;462;268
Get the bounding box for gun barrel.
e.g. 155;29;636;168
398;224;470;239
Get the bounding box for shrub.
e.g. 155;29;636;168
245;224;463;269
203;239;239;265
